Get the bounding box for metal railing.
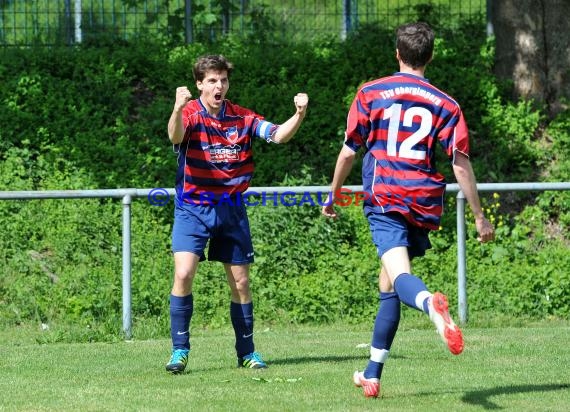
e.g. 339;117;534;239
1;182;569;338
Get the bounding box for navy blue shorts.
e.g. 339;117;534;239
171;201;254;264
366;210;431;259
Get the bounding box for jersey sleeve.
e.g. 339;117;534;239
438;106;469;159
180;102;198;144
253;118;278;143
344;89;369;152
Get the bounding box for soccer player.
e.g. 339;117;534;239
166;54;309;373
322;22;495;398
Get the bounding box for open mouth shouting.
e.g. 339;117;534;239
197;70;229;117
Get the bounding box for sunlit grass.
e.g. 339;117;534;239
1;321;569;411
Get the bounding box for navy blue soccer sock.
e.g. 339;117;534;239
170;293;193;350
364;292;401;380
230;301;255;358
393;273;431;313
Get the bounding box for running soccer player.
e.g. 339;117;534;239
166;54;309;373
322;22;494;398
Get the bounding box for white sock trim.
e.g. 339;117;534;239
415;291;432;312
370;347;390;363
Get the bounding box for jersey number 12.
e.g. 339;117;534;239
383;103;431;160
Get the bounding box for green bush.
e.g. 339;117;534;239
1;20;569;341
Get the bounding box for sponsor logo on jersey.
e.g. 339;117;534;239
208;143;241;163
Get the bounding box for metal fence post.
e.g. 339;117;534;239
486;0;494;37
184;0;192;44
64;0;72;45
341;0;351;40
74;0;82;43
122;194;132;339
456;191;467;324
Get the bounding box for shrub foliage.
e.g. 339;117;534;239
0;19;568;341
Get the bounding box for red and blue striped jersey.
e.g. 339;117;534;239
175;99;277;205
345;72;469;230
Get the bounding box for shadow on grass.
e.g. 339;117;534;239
269;353;406;365
462;383;570;409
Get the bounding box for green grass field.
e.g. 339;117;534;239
1;321;569;411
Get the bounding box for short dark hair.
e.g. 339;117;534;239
396;22;435;69
192;55;234;82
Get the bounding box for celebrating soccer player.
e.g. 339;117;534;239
322;22;495;398
166;54;309;373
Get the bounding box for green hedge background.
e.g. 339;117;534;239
1;17;569;342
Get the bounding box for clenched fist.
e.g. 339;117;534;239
294;93;309;115
174;86;192;111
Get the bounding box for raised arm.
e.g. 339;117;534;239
168;86;192;145
452;151;495;243
271;93;309;144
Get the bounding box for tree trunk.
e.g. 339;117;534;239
491;0;570;117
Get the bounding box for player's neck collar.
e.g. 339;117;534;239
394;71;429;83
198;98;226;118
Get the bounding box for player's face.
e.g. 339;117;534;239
197;70;229;116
